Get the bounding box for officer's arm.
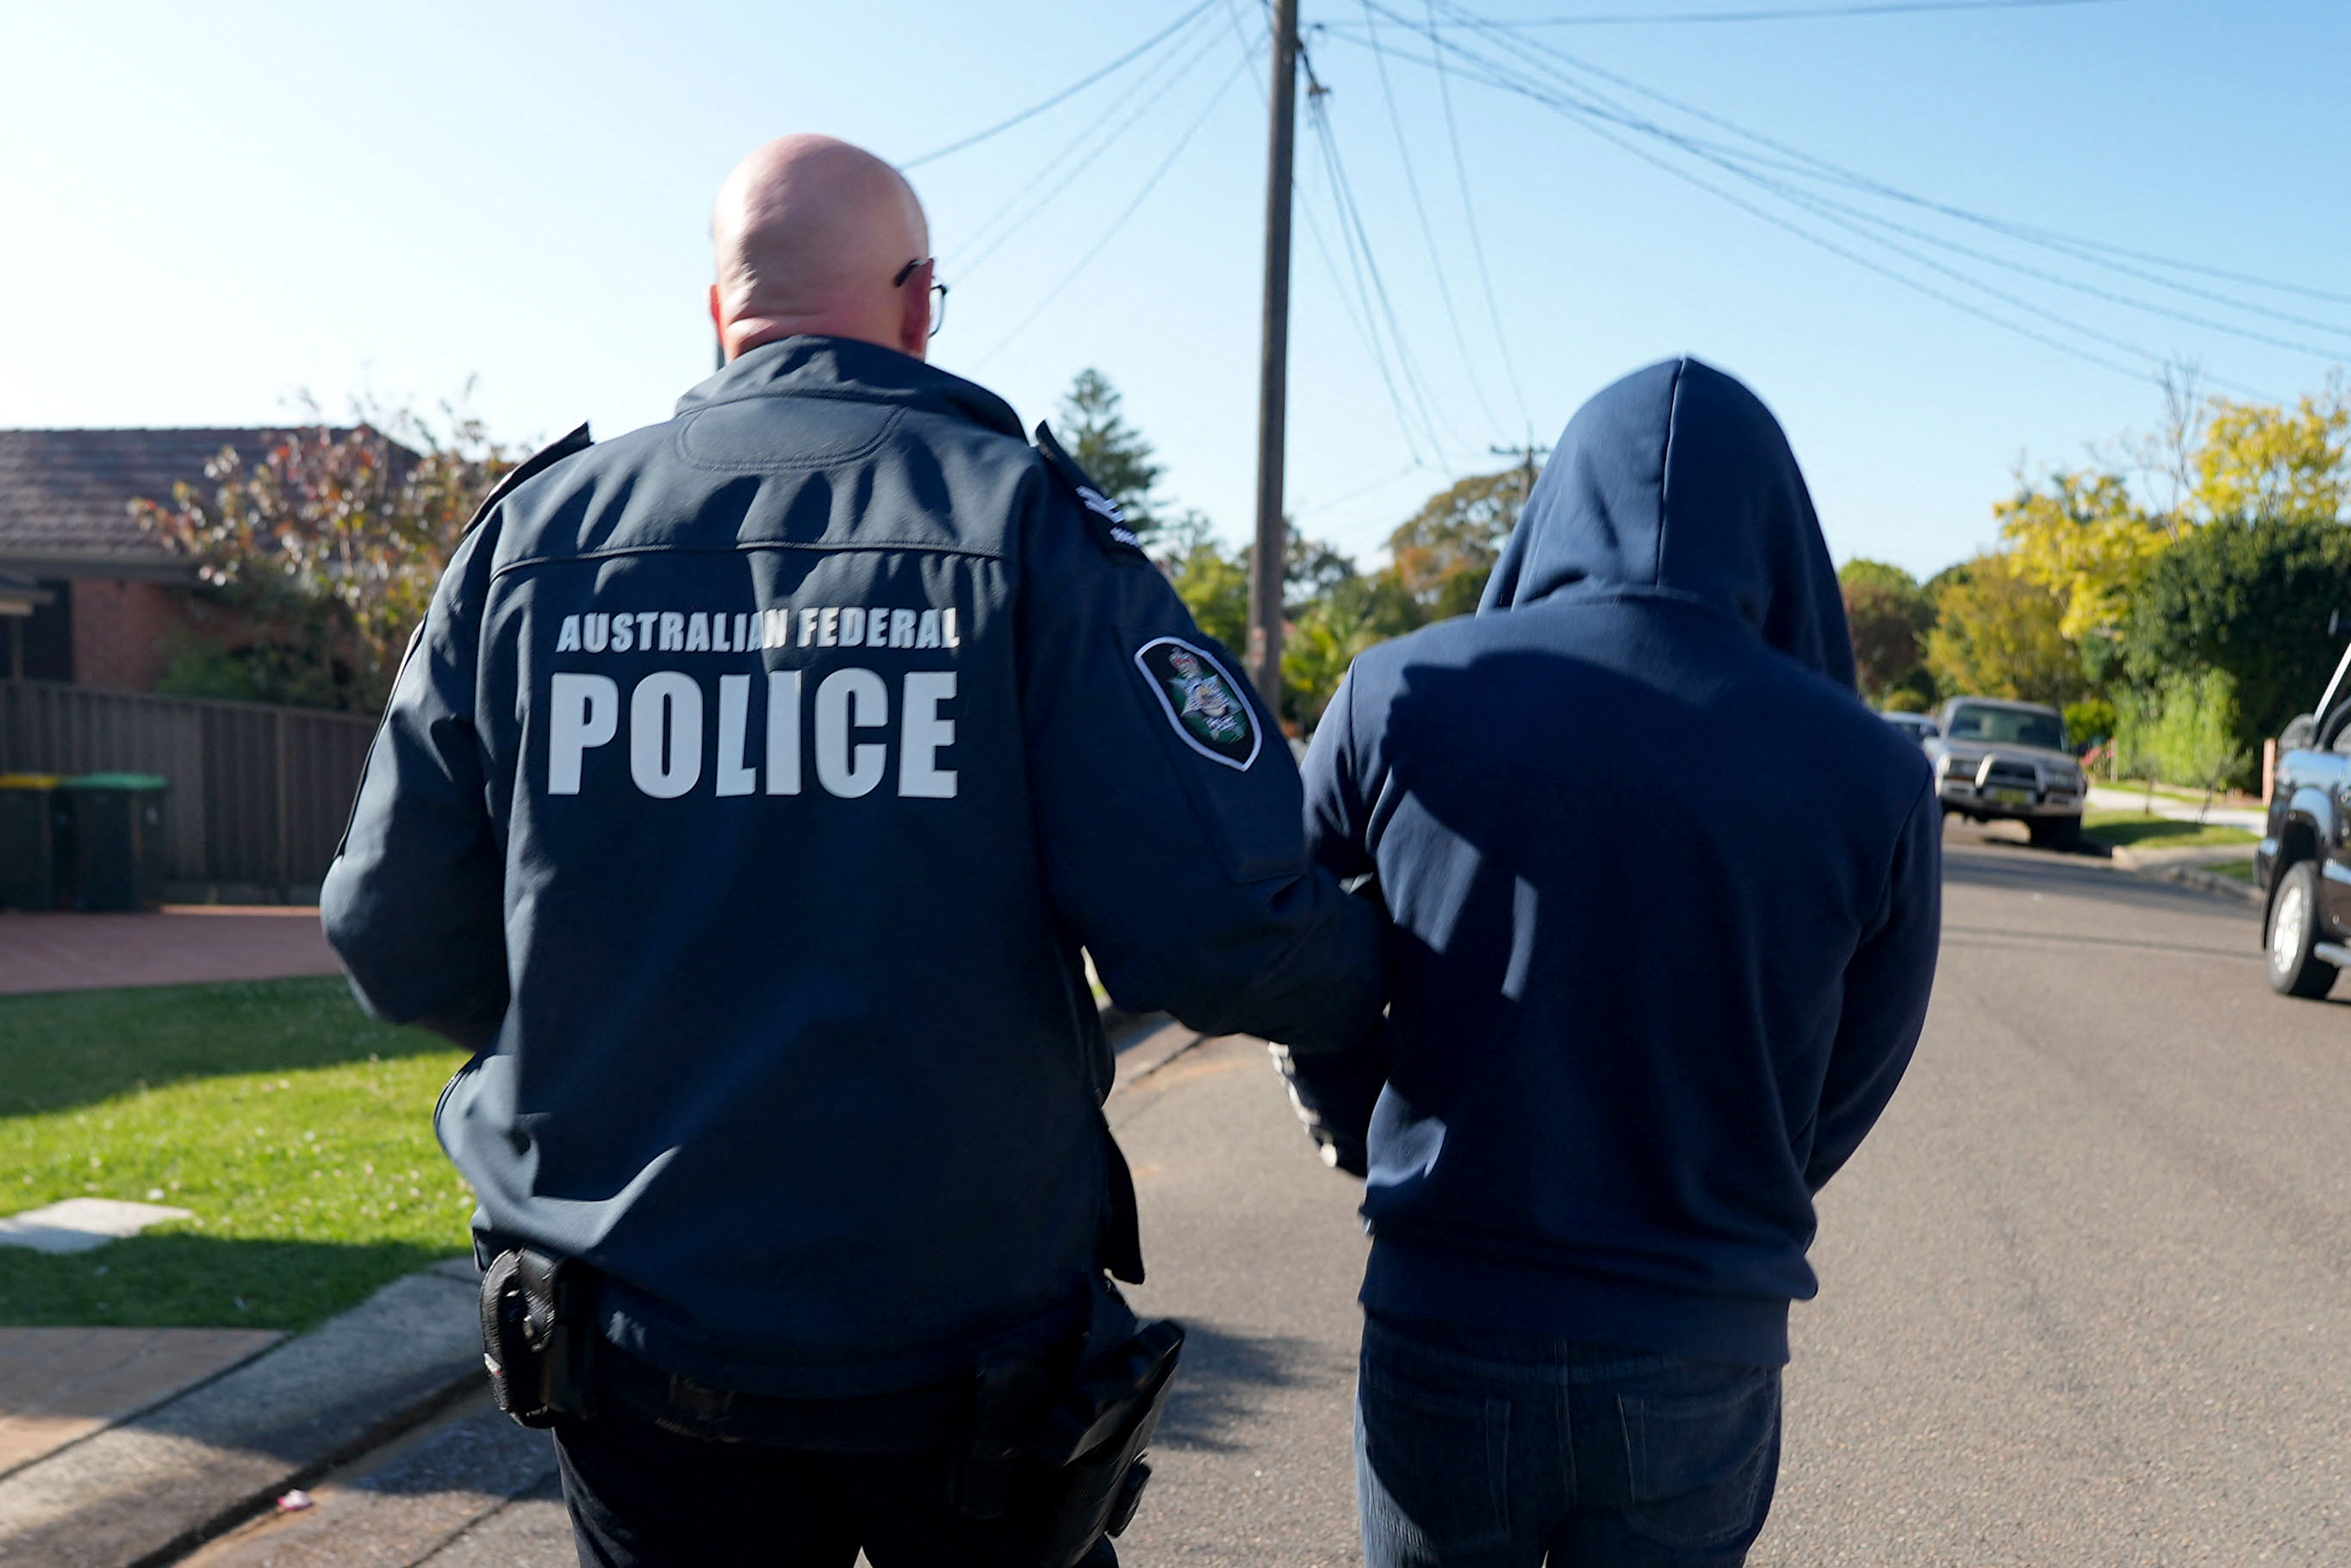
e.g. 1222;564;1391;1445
320;529;509;1049
1275;663;1391;1172
1804;779;1942;1192
1018;482;1385;1055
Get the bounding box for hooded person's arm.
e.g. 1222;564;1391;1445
1805;778;1941;1192
1018;475;1384;1055
320;528;510;1049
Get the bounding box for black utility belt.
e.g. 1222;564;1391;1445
479;1248;1184;1568
600;1338;966;1451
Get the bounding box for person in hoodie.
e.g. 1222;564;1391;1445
322;134;1384;1568
1290;358;1940;1567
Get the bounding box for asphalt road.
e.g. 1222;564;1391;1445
176;824;2351;1566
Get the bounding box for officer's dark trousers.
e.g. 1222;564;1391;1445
555;1402;1117;1568
1355;1311;1782;1568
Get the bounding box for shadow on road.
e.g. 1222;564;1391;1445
1156;1322;1348;1453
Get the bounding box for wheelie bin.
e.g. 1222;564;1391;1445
0;774;67;909
59;773;171;912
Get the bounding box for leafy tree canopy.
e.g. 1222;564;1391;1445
1837;558;1920;596
133;396;514;712
1839;561;1937;709
2119;517;2351;750
1057;369;1162;538
2195;384;2351;527
1386;469;1524;622
1923;552;2084;708
1997;470;2172;642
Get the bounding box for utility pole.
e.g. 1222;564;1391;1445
1491;440;1549;524
1247;0;1301;710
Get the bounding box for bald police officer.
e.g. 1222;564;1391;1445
321;134;1384;1568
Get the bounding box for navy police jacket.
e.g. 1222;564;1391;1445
1297;358;1939;1366
322;338;1385;1399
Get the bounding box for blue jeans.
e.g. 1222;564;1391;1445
1356;1311;1782;1568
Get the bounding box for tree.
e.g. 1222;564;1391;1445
1386;470;1521;621
1284;573;1422;730
1056;370;1163;538
1281;542;1426;730
2193;381;2351;527
2119;517;2351;752
1922;553;2084;707
1838;559;1936;708
1164;532;1248;653
133;398;515;712
1997;470;2172;641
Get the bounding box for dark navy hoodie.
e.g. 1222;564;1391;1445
1299;358;1940;1366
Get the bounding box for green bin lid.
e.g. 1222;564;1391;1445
63;773;171;791
0;774;65;789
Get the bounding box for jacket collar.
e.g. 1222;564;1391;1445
675;335;1026;440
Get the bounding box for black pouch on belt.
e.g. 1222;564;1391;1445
480;1248;598;1428
1027;1318;1186;1567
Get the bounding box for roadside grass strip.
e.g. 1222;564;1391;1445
0;978;470;1331
2208;859;2258;884
2080;809;2259;850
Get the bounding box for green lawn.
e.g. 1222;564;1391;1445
2207;859;2259;884
2080;809;2259;850
0;978;472;1331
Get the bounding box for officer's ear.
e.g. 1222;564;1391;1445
898;260;931;363
708;284;728;363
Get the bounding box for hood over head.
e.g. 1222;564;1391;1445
1480;357;1855;689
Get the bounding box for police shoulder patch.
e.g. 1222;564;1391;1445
1135;636;1260;770
1034;420;1148;562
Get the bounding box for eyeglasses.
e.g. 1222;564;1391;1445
893;258;950;338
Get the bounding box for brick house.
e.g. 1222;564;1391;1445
0;429;298;689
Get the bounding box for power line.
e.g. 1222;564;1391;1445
1355;17;2210;390
972;36;1261;365
1357;3;2317;395
1426;0;1534;435
1421;2;2351;311
1359;3;1506;433
948;11;1233;277
1304;87;1430;463
1407;0;2124;25
1417;20;2351;364
1292;461;1428;517
1308;74;1461;456
1211;0;1427;469
902;3;1218;168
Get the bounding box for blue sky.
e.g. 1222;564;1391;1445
2;1;2344;579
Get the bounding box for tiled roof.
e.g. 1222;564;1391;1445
0;428;316;564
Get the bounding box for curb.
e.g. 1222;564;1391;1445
0;1265;484;1568
2129;861;2265;908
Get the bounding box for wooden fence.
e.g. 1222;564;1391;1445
0;680;379;900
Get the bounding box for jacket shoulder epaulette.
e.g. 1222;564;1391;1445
462;422;594;538
1033;420;1148;563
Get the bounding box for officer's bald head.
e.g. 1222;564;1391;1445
710;134;931;363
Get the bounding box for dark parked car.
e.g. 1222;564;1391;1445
1923;697;2086;848
2258;704;2351;998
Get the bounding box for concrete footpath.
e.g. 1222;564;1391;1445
0;910;342;998
0;1263;483;1568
